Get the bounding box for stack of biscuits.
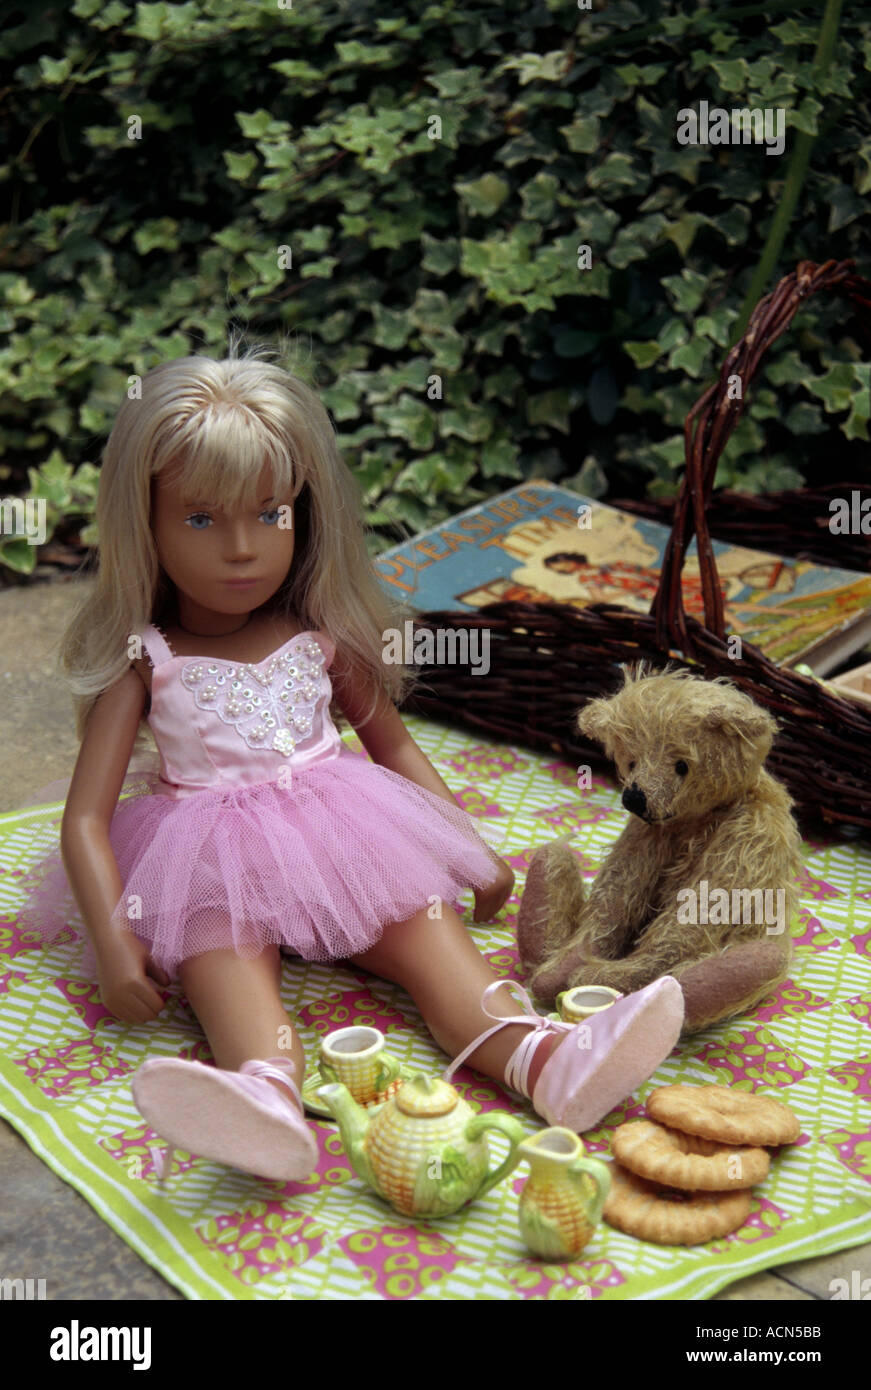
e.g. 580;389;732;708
602;1084;801;1246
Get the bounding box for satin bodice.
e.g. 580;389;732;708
140;623;342;798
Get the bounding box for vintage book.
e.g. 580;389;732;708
373;480;871;675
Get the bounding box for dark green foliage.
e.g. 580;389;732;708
1;0;869;571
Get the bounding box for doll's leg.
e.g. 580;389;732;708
178;944;305;1106
350;904;562;1092
133;942;317;1181
350;902;684;1133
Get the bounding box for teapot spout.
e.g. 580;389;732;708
317;1081;378;1192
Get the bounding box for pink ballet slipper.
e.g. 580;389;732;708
444;976;684;1133
131;1055;318;1185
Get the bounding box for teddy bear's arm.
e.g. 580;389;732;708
520;818;673;1002
583;817;671;951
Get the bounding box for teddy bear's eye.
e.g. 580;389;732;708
675;760;689;776
628;760;636;772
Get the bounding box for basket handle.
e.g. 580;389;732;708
651;258;871;657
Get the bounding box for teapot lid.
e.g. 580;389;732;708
395;1074;458;1117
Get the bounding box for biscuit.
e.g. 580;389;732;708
647;1084;800;1147
603;1161;753;1246
612;1118;769;1190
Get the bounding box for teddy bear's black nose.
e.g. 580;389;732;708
622;784;648;817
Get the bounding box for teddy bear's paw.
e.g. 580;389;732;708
529;939;604;1005
516;839;587;967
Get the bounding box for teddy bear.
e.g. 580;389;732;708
516;665;804;1034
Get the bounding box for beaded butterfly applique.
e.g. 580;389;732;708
180;635;327;758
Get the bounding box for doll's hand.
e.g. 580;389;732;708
95;929;170;1024
472;856;515;923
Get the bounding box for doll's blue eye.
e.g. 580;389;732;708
260;508;281;525
186;513;212;529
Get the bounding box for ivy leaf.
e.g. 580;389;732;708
456;174;511;217
500;51;571;85
133;218;179;255
661;268;708;314
844;367;870;440
792;95;822;137
827;183;866;231
224;150;258;182
527;388;572;433
377;395;437;450
560;116;600;154
707;58;750;93
270;60;327;83
425;67;485;99
624;341;663;368
439;408;493;442
420;234;459;276
662;213;708;258
0;538;38;574
236;109;275;140
587;153;644;197
669;337;713;377
38;55;73;84
480;436;522;479
806;363;861;414
520;172;559;222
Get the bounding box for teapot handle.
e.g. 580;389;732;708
570;1154;612;1226
465;1113;526;1199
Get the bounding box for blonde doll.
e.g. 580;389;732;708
19;347;683;1183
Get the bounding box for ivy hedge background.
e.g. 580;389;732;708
1;0;869;575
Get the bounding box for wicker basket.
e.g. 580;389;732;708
400;259;871;838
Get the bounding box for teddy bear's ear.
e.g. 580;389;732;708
577;696;614;749
701;700;777;752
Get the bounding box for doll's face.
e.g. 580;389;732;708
151;464;295;624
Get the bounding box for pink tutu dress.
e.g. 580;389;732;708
17;624;504;981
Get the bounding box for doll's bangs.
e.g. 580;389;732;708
153;405;299;512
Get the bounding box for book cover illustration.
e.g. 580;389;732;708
374;481;871;670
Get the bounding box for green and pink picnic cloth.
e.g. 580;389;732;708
1;716;869;1300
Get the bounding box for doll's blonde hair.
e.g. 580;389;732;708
61;341;421;744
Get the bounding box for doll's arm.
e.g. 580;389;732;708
332;662;513;919
60;669;169;1018
331;662;457;803
60;668;146;937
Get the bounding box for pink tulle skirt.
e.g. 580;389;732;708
16;747;504;982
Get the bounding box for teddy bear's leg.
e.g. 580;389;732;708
530;899;703;1006
672;938;793;1033
531;943;670;1004
516;840;590;969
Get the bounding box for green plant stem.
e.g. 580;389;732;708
730;0;845;343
